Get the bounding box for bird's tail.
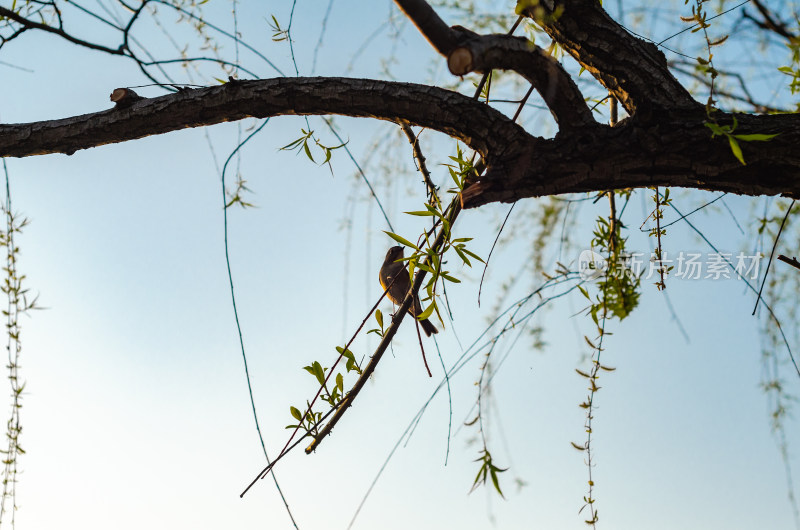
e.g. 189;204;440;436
420;318;438;337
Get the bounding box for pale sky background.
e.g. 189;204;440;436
0;1;799;529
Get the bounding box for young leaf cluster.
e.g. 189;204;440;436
268;15;289;42
0;204;38;526
585;215;641;321
470;449;507;499
704;117;779;166
280;129;347;166
646;187;671;291
778;37;800;108
286;348;362;435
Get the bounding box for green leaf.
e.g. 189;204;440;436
415;262;435;274
382;231;419;250
489;464;507;499
416;301;436;321
455;247;471;267
336;346;355;361
703;121;724;136
405;210;436;217
441;273;461;283
462;248;485;264
424;203;445;219
728;135;745;165
290;406;303;421
375;309;383;329
336;373;344;393
732;133;779;142
312;361;326;385
303;141;315;162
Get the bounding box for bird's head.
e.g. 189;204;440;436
384;245;404;264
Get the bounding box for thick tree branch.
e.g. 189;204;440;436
462;109;800;207
395;0;594;129
520;0;700;117
0;77;530;163
393;0;457;55
3;78;800;208
447;30;595;129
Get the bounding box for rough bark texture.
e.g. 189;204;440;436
519;0;699;116
466;110;800;207
0;78;527;164
446;29;594;129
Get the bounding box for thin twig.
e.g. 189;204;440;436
414;313;433;377
478;202;516;307
753;200;796;314
654;186;666;290
475;81;534;306
608;96;618;254
240;275;397;497
777;255;800;271
400;122;438;203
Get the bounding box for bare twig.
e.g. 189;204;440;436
777;255;800;271
608;96;618;254
754;200;796;314
400;122;438;203
414;313;433;377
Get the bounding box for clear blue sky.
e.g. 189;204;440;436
0;1;798;529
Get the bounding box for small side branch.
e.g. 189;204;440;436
447;30;595;129
394;0;594;129
399;122;438;201
0;6;126;56
778;255;800;271
305;200;462;454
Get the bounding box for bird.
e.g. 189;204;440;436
379;246;438;336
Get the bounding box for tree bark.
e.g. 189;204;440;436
0;78;798;206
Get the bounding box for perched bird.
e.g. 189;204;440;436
379;246;438;336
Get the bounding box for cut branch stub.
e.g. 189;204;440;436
109;88;143;109
448;47;473;76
